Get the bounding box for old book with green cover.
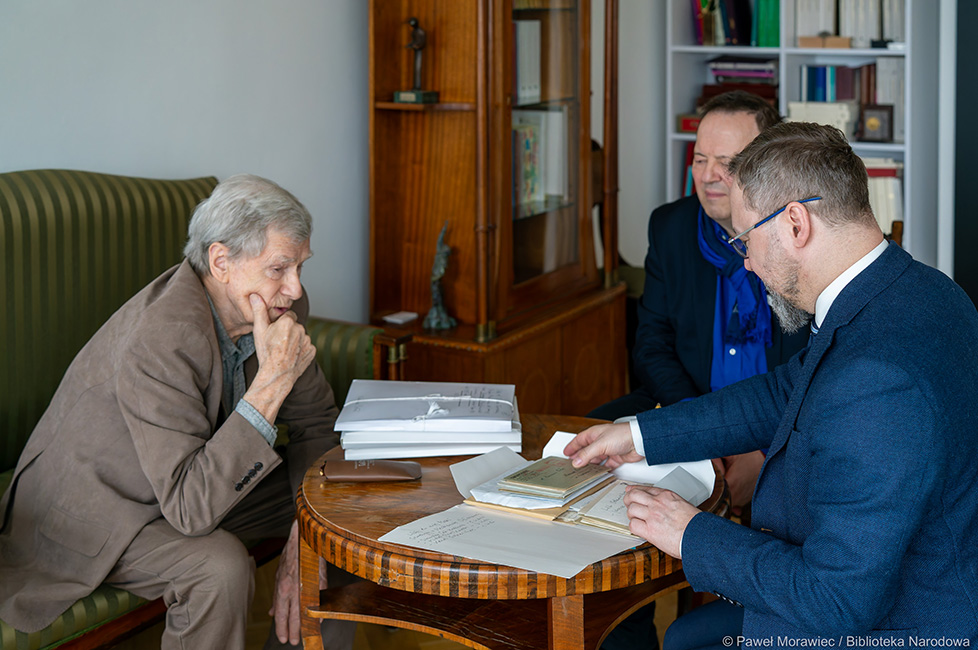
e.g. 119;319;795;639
497;456;611;499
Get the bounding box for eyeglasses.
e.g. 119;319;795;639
727;197;822;259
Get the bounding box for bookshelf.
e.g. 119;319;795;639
665;0;940;267
367;0;626;416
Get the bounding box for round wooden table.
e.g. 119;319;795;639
297;414;727;650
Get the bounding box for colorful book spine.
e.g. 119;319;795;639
691;0;705;45
513;123;541;206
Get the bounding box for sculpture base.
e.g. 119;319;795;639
423;306;456;331
394;90;439;104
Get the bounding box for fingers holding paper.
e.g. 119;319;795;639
564;423;644;469
624;485;700;560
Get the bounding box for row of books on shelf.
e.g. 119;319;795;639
796;0;905;49
335;380;522;460
800;63;862;103
691;0;779;48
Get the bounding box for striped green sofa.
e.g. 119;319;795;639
0;169;402;649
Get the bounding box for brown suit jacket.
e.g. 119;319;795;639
0;261;338;632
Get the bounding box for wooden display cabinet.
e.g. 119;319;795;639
369;0;624;415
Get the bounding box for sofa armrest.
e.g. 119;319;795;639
304;317;411;406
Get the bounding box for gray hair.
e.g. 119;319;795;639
699;90;783;132
183;174;312;275
728;121;875;229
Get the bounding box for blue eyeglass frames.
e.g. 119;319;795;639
726;197;822;259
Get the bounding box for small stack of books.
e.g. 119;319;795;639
694;56;779;114
335;380;523;460
707;56;777;86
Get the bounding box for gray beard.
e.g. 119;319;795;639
769;290;813;335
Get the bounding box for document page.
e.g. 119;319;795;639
378;503;639;578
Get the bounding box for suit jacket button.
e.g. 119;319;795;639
235;482;243;492
254;462;263;471
248;469;257;478
242;475;251;485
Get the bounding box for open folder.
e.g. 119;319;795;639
456;434;712;536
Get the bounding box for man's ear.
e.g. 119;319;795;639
208;242;231;283
782;201;813;249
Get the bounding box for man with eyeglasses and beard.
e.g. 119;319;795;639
567;122;978;647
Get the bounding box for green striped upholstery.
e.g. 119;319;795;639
307;317;383;406
0;169;218;474
0;169;386;649
0;585;150;650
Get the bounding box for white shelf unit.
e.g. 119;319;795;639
665;0;940;266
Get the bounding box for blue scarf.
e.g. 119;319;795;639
696;207;772;391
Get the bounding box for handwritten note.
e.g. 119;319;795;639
379;504;639;578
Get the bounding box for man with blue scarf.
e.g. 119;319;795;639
595;92;808;650
592;91;808;508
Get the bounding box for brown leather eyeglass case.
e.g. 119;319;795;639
319;459;422;482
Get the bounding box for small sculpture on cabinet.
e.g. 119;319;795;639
423;222;456;331
394;17;438;104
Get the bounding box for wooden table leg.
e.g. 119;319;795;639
548;594;585;650
299;534;324;650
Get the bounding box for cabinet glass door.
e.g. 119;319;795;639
510;0;581;285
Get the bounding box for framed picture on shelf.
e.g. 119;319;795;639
860;105;894;143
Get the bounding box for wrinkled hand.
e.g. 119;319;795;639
251;294;316;386
270;520;329;645
624;485;700;559
564;423;643;470
718;451;764;515
244;294;317;424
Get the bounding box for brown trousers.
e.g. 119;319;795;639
105;462;356;650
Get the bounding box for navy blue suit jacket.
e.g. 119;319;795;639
634;195;808;406
637;244;978;640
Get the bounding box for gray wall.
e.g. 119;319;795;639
0;0;370;321
0;1;659;321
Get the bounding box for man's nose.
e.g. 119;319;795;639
282;269;303;299
703;158;724;182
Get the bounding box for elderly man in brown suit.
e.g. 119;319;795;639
0;175;352;649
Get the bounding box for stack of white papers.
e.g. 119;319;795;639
336;380;523;460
